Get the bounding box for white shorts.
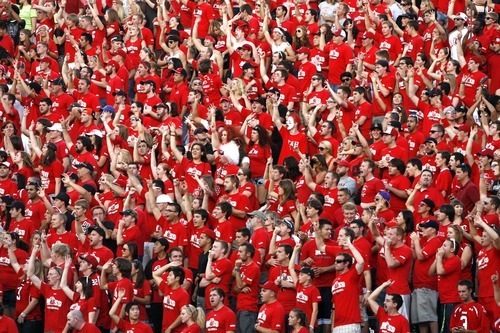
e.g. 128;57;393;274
332;323;361;333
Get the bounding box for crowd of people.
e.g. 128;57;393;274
0;0;498;332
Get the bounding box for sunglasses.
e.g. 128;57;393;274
311;77;320;81
131;117;139;121
341;78;351;82
335;259;346;263
318;147;325;151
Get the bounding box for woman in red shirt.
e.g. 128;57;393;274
180;304;205;333
131;260;152;323
61;258;97;323
8;244;43;329
276;179;299;228
288;308;309;333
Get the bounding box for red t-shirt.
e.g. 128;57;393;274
331;266;362;326
413;236;442;290
40;283;73;333
236;261;260;312
386;245;413;295
375;306;410;333
449;301;490;333
257;301;285;333
295;283;322;326
268;264;299;313
206;306;237;333
204;258;232;309
158;281;190;332
437;255;462;304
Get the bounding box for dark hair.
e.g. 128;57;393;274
132;259;146;288
456;163;471;177
338;252;353;268
407;158;422;170
239;243;255;257
290;308;308;327
457;279;474;291
283;156;301;182
437;151;451;164
387;294;404;310
319;219;332;229
399;210;414;234
209;287;225;300
489;196;500;210
451;152;465;165
124;242;138;260
307;200;323;215
193;209;209;221
277;244;293;258
216;201;232;219
439;204;455;222
76;136;94;152
389;158;406;175
125;301;140;315
167;266;185;285
341;227;356;242
78;276;94;299
236;227;251;239
114;257;132;278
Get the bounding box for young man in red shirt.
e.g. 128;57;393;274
201;240;232;310
449;279;490;333
206;288;237;333
232;243;260;332
153;266;190;333
256;282;285;333
367;281;410;333
409;220;443;333
329;236;365;332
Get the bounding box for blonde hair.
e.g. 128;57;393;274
319;140;333;154
230;78;246;97
182;305;205;329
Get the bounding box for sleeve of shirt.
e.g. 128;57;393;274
225;310;237;331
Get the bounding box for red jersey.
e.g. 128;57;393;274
295;283;322;326
449;301;490;333
268;264;299;313
204;258;232;309
40;283;73;333
158;281;190;332
437;255;462;304
375;307;410;333
236;261;260;312
331;266;362;326
413;236;442;290
257;301;285;333
206;306;237;333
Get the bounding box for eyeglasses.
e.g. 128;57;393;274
341;78;351;82
318;147;325;151
192;82;202;86
131;117;139;121
167;40;176;44
311;77;320;81
453;18;464;21
335;259;346;263
327;100;334;103
429;130;440;133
